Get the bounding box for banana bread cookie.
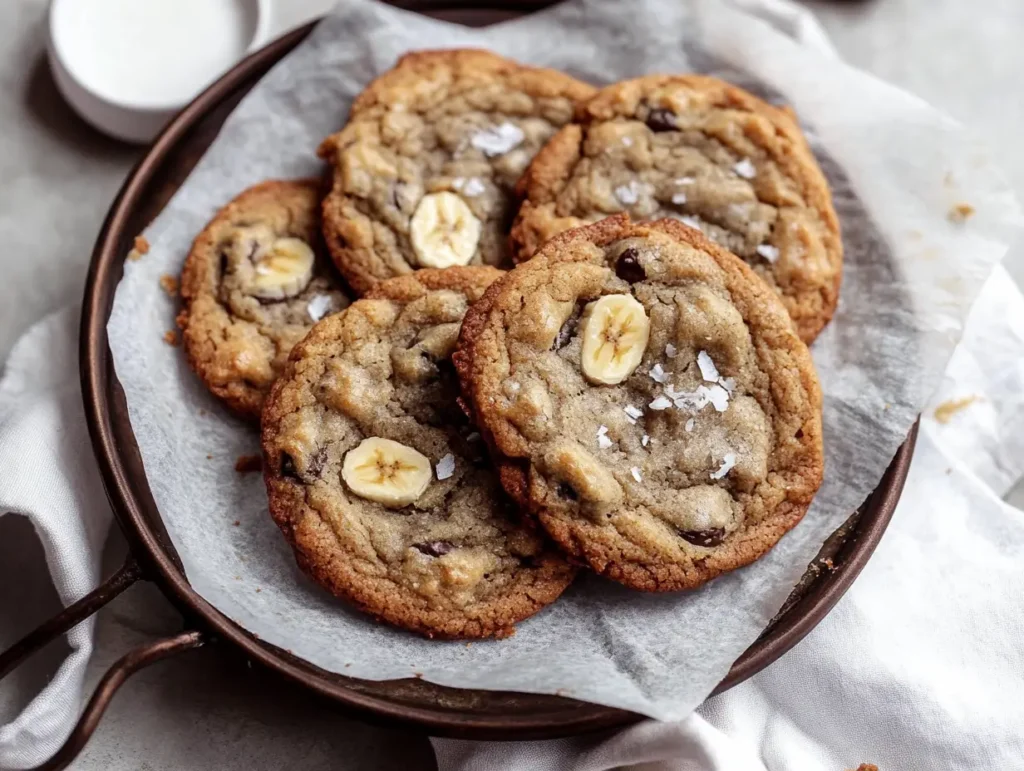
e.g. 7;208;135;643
455;216;824;592
317;49;595;293
261;266;575;638
511;75;842;342
178;179;350;420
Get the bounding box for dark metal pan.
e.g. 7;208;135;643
0;6;917;769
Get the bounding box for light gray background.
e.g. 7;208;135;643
1;0;1023;768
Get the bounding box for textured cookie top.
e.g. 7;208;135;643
261;266;574;639
511;74;842;342
177;179;351;420
455;216;824;592
318;49;595;293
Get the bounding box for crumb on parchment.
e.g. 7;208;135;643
127;235;150;261
848;765;879;771
234;454;263;473
163;330;179;347
160;274;179;297
933;395;978;424
948;203;975;223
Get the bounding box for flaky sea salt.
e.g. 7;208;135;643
641;434;650;447
680;215;702;230
675;176;695;185
622;136;633;147
720;377;736;394
649;363;668;383
462;178;486;197
697;350;720;383
306;294;334;322
614;181;641;205
710;453;737;480
435;453;456;480
630;467;643;483
756;244;780;263
702;384;730;412
451;177;465;190
671;192;687;205
685;418;695;432
471;122;524;156
733;158;756;179
597;425;613;449
665;343;678;358
624;405;643;421
649;396;673;411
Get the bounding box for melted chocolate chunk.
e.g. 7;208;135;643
552;303;584;350
279;452;300;481
556;482;579;501
615;248;646;283
645;108;678;132
306;446;328;478
413;540;455;558
678;527;726;548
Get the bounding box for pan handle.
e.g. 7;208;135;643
0;556;208;770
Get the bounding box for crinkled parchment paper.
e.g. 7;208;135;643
107;0;1022;720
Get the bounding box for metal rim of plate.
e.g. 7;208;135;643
0;7;917;769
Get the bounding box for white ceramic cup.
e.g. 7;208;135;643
47;0;271;143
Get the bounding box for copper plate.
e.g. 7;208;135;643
68;6;917;746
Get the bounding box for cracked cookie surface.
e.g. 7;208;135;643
455;216;824;592
178;179;351;420
318;49;595;293
511;75;842;342
261;266;575;639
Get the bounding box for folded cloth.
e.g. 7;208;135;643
431;268;1024;770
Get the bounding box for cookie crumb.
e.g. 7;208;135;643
848;765;878;771
465;642;473;648
206;454;213;460
822;557;835;571
943;172;955;188
948;203;975;223
163;330;180;347
234;454;263;473
127;235;150;260
345;663;351;668
255;588;262;593
159;274;179;297
413;672;424;679
933;395;978;424
233;520;241;526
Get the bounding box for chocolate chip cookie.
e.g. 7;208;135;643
511;75;842;342
261;266;575;638
317;49;595;293
455;216;824;592
178;179;351;420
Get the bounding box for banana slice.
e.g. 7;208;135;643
250;237;315;300
579;295;651;385
409;192;481;269
341;437;432;507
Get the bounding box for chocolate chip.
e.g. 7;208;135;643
306;447;328;478
615;248;646;283
413;540;455;557
678;527;726;547
552;303;584;350
556;482;579;501
279;452;300;481
795;428;804;439
645;108;678;132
